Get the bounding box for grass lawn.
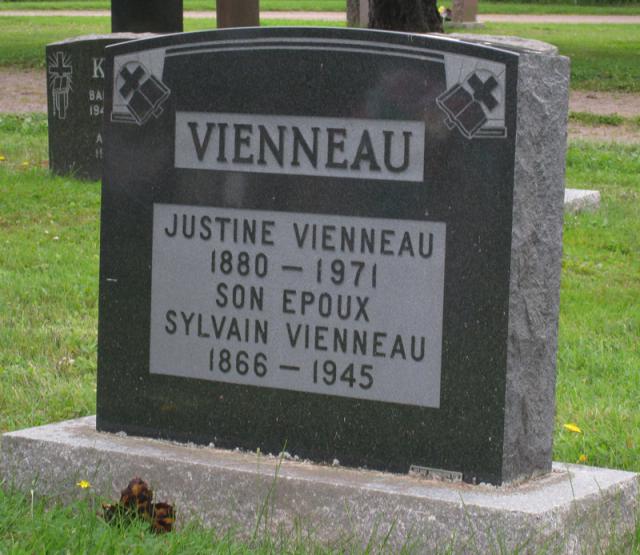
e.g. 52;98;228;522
1;16;639;92
480;1;640;13
0;17;338;67
0;483;388;553
464;22;640;91
0;112;638;549
0;0;348;11
1;0;640;14
570;112;640;127
557;141;640;470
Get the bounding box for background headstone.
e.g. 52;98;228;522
346;0;369;27
216;0;260;28
452;0;478;24
111;0;183;33
564;188;601;213
98;28;569;485
46;34;147;181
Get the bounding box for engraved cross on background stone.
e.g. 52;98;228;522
49;52;71;78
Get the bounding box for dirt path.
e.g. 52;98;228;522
570;91;640;119
1;10;640;23
0;68;47;113
2;68;639;142
568;123;640;143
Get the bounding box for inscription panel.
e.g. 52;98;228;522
150;204;446;407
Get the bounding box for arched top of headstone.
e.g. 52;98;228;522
447;33;559;55
48;33;157;47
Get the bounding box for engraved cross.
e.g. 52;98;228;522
49;52;71;78
119;66;146;98
468;74;499;111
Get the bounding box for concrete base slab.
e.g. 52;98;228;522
1;417;637;553
565;188;601;213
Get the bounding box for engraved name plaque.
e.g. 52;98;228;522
150;204;446;407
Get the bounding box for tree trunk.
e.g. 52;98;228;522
369;0;443;33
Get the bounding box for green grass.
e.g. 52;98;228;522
0;114;97;432
569;112;640;128
555;141;640;470
464;22;640;91
0;486;403;554
0;16;110;68
2;0;640;13
0;17;339;68
0;487;227;554
569;111;640;127
570;111;626;126
1;17;639;91
0;0;347;10
479;1;640;13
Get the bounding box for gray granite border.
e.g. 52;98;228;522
449;35;571;483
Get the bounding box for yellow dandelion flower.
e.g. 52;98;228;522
21;161;29;167
563;423;582;434
577;454;587;463
76;480;91;489
0;155;5;161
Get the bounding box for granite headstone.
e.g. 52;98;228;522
97;28;569;485
452;0;478;24
111;0;183;33
46;35;146;180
